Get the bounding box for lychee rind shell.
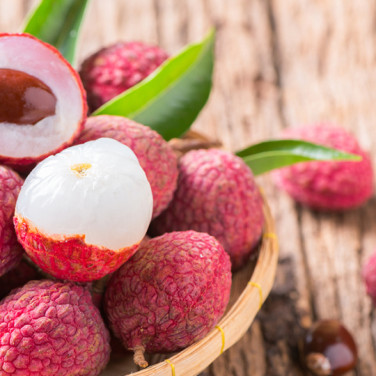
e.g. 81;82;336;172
0;280;110;376
14;215;139;282
272;124;374;210
75;115;178;218
0;165;24;277
151;148;264;269
79;41;169;112
0;33;87;169
104;230;232;353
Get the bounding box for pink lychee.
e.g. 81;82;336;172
79;41;169;112
151;148;264;270
363;251;376;305
0;33;87;169
104;230;232;367
0;280;110;375
0;165;24;277
14;138;153;282
272;124;374;210
75;115;178;218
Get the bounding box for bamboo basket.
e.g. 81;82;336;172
101;131;279;376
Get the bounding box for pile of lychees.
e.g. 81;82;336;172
0;33;264;375
0;31;374;376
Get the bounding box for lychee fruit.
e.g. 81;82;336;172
75;115;178;218
0;280;110;375
14;138;153;282
0;260;40;300
0;33;87;169
79;41;169;112
0;165;24;277
272;124;374;210
363;251;376;305
151;149;264;270
104;230;232;368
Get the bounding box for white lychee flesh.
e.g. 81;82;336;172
15;138;153;249
0;33;86;160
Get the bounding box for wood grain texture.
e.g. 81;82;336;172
1;0;376;375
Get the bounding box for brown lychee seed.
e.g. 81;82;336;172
104;230;232;368
302;319;357;375
0;33;87;169
75;115;178;218
0;280;110;375
0;165;24;277
151;148;264;270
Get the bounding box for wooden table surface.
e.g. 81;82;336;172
2;1;376;375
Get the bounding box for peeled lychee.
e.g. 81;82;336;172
151;149;264;270
363;251;376;305
0;165;24;277
14;138;153;282
104;230;232;367
0;280;110;375
79;41;169;112
75;115;178;218
272;124;374;210
0;33;87;168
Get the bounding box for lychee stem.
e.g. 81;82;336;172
133;345;148;368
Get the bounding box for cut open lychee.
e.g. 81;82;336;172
14;138;153;282
0;33;87;168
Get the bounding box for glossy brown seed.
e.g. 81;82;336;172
303;319;357;375
0;68;56;125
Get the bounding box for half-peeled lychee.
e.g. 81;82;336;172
0;33;87;168
14;138;153;282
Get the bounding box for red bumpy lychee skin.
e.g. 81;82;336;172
79;41;169;112
0;165;23;277
13;217;139;282
0;280;110;376
363;251;376;305
151;149;264;270
272;124;374;210
75;115;178;218
105;231;232;366
0;33;87;170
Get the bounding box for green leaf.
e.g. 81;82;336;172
23;0;89;65
93;29;215;140
236;139;361;176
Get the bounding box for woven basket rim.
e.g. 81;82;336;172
122;192;279;376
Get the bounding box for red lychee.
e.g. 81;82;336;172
363;251;376;305
79;41;169;112
151;148;264;270
0;33;87;169
14;138;153;282
75;115;178;218
272;124;374;210
0;165;24;277
0;280;110;375
104;231;232;367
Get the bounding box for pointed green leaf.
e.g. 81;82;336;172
236;140;361;176
93;29;215;140
23;0;89;65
